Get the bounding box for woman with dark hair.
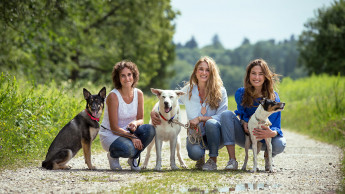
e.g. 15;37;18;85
99;60;155;171
220;59;286;171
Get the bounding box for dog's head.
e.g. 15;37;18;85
259;98;285;113
151;88;185;113
83;87;106;118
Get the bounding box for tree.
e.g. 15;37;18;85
211;34;223;49
0;0;178;91
298;0;345;75
184;36;198;49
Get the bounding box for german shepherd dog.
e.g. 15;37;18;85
42;87;106;170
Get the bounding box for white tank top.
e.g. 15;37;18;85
99;88;138;151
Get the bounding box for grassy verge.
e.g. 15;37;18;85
279;74;345;192
0;72;156;170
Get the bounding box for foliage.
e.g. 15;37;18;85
0;73;155;169
0;0;178;92
172;36;302;94
279;74;345;148
298;0;345;75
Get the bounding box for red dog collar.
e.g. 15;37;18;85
85;109;100;122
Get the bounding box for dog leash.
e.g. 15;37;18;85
169;119;207;149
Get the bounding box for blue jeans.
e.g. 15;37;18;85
109;124;155;159
220;110;286;157
186;119;224;160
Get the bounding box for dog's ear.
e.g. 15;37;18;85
259;98;266;105
98;87;106;99
151;88;162;97
83;88;91;100
175;90;185;97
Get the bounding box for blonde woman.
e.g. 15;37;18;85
151;56;228;170
220;59;286;171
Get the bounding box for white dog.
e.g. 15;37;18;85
242;98;285;173
142;88;187;171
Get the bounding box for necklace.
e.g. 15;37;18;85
198;86;207;115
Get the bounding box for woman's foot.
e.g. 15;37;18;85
202;158;217;171
107;153;122;170
194;156;205;170
224;158;238;170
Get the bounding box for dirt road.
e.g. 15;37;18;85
0;110;343;193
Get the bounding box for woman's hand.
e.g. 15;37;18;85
150;110;161;126
189;117;200;129
131;138;143;150
127;121;137;132
253;125;277;139
242;120;249;134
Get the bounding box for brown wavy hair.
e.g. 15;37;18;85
187;56;223;110
242;59;280;107
112;60;139;89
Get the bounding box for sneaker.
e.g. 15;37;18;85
202;158;217;171
127;158;141;171
224;159;238;170
195;156;205;170
107;152;122;170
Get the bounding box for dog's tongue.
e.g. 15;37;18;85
165;107;171;113
92;111;97;117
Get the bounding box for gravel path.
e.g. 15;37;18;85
0;110;343;193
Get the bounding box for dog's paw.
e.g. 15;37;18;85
88;165;97;170
241;166;246;171
141;165;147;169
180;164;187;169
154;166;162;171
171;165;179;170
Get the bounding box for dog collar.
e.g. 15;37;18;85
85;109;100;122
159;111;176;122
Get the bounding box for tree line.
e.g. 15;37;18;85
0;0;344;93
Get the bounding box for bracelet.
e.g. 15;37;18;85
198;116;201;122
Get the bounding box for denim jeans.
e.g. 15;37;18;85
186;119;224;160
109;124;155;159
220;110;286;157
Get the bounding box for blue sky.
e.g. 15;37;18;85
171;0;334;49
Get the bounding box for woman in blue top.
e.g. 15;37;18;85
220;59;286;171
151;56;228;171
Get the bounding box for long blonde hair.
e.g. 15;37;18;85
188;56;223;110
242;59;280;107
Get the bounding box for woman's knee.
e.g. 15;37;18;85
272;137;286;157
137;124;155;137
205;119;220;132
220;110;236;122
188;148;204;161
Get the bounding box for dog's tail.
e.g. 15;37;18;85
42;149;72;170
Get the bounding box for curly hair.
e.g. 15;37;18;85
242;59;280;107
111;60;139;89
188;56;223;110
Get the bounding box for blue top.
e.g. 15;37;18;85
234;87;283;137
179;84;228;135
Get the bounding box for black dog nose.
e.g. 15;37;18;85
164;101;169;106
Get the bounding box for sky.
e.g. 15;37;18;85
171;0;334;49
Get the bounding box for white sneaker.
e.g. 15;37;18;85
202;158;217;171
107;153;122;170
128;158;141;171
224;159;238;170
